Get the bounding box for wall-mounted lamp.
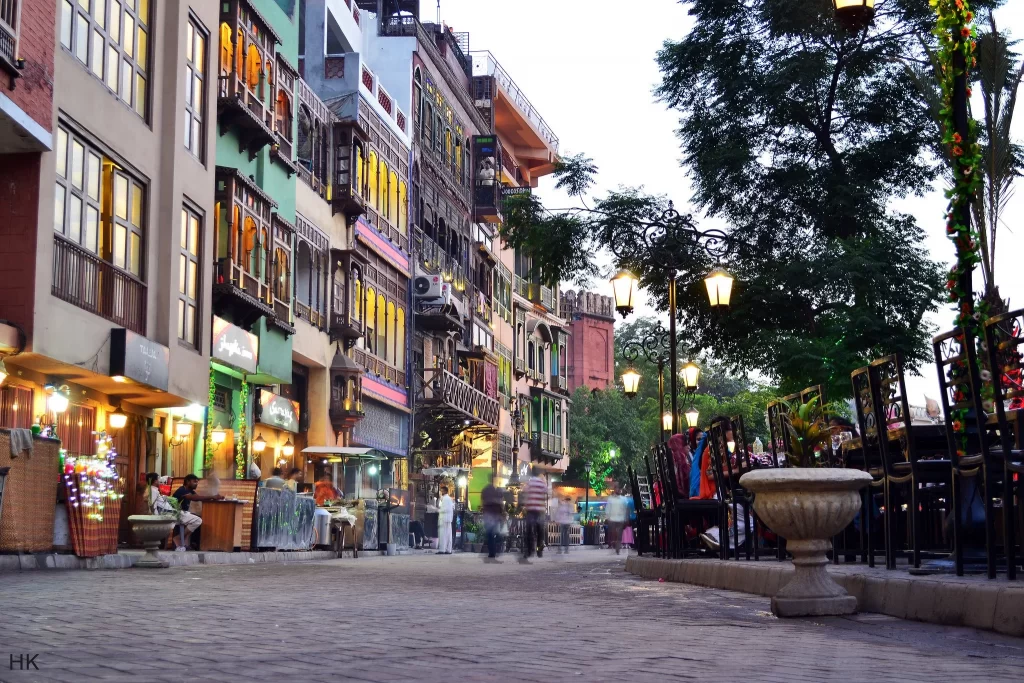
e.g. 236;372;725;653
252;434;267;454
45;384;70;414
169;420;193;447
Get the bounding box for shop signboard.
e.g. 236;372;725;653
109;329;170;391
258;390;300;433
212;316;259;375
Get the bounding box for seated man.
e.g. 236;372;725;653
172;474;223;551
263;467;286;490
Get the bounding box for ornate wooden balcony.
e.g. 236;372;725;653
218;73;275;160
51;235;147;335
352;347;406;388
416;368;499;429
213;258;274;329
530;430;563;465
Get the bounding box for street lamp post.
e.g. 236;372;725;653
609;202;734;435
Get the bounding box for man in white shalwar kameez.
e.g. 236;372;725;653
437;486;455;554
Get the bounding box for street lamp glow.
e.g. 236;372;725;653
704;268;734;308
608;448;616;459
457;475;468;488
282;439;295;457
685;408;700;429
681;361;701;392
46;385;70;414
368;464;379;476
610;270;638;319
252;434;267;453
622;368;641;398
108;410;128;430
175;421;193;439
662;412;673;432
832;0;875;31
211;425;228;445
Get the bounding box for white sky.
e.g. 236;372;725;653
433;0;1024;403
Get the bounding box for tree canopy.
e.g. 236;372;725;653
502;1;1006;399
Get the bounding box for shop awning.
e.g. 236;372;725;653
302;446;388;460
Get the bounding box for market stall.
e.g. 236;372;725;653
302;446;397;552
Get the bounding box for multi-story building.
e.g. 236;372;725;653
0;0;220;538
469;51;568;488
559;290;616;393
298;0;415;501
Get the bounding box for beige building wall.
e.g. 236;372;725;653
31;0;218;407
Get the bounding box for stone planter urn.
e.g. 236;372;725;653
739;468;871;617
128;515;177;568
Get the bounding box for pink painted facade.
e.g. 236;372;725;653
561;291;616;393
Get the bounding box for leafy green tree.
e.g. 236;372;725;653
503;1;1004;400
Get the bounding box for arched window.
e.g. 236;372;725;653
276;90;292;141
220;24;233;75
295;242;312;306
352;270;362;322
386;301;396;364
247;44;260;90
367;151;378;207
379;160;389;217
396;307;406;370
365;287;376;353
445;129;452;165
242;215;257;267
388;170;398;225
538;344;546;377
235;29;244;76
258;228;269;282
527;341;535;371
376;293;386;360
455;138;463;182
355;143;364;198
273;247;290;301
398;181;408;235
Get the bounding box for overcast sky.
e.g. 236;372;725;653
431;0;1024;403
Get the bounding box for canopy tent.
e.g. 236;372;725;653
302;446;388;461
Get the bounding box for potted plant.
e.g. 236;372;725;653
739;397;871;617
128;496;179;569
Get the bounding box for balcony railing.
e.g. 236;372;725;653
363;206;409;253
514;357;525;376
0;0;15;65
352;347;406;388
294;300;327;330
414;228;466;293
470;51;559;152
419;368;499;428
416;444;472;470
51;235;147;335
540;285;555;313
218;72;274;134
556;375;568;392
531;431;562;457
217;258;271;305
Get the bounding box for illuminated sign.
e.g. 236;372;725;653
212;317;259;374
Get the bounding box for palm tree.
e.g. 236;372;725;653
973;16;1024;310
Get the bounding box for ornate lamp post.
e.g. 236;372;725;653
620;322;683;442
608;202;733;435
831;0;875;31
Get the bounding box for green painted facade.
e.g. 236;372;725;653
215;0;300;223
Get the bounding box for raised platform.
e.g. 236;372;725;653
626;556;1024;638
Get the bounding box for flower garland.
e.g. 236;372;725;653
235;380;249;479
204;373;216;474
933;0;991;453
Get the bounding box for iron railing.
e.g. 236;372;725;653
420;368;499;428
470;51;559;151
0;0;16;65
51;235;146;335
414;227;466;293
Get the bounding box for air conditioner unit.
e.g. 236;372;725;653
413;274;444;299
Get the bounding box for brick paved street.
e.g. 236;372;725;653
2;550;1023;682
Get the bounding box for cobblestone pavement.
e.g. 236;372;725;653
2;550;1023;682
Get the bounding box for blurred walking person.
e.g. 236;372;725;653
605;487;628;555
520;467;548;563
481;475;504;562
437;486;455;555
555;496;574;554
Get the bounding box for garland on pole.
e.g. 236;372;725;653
235;380;249;479
204;373;216;474
933;0;991;453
